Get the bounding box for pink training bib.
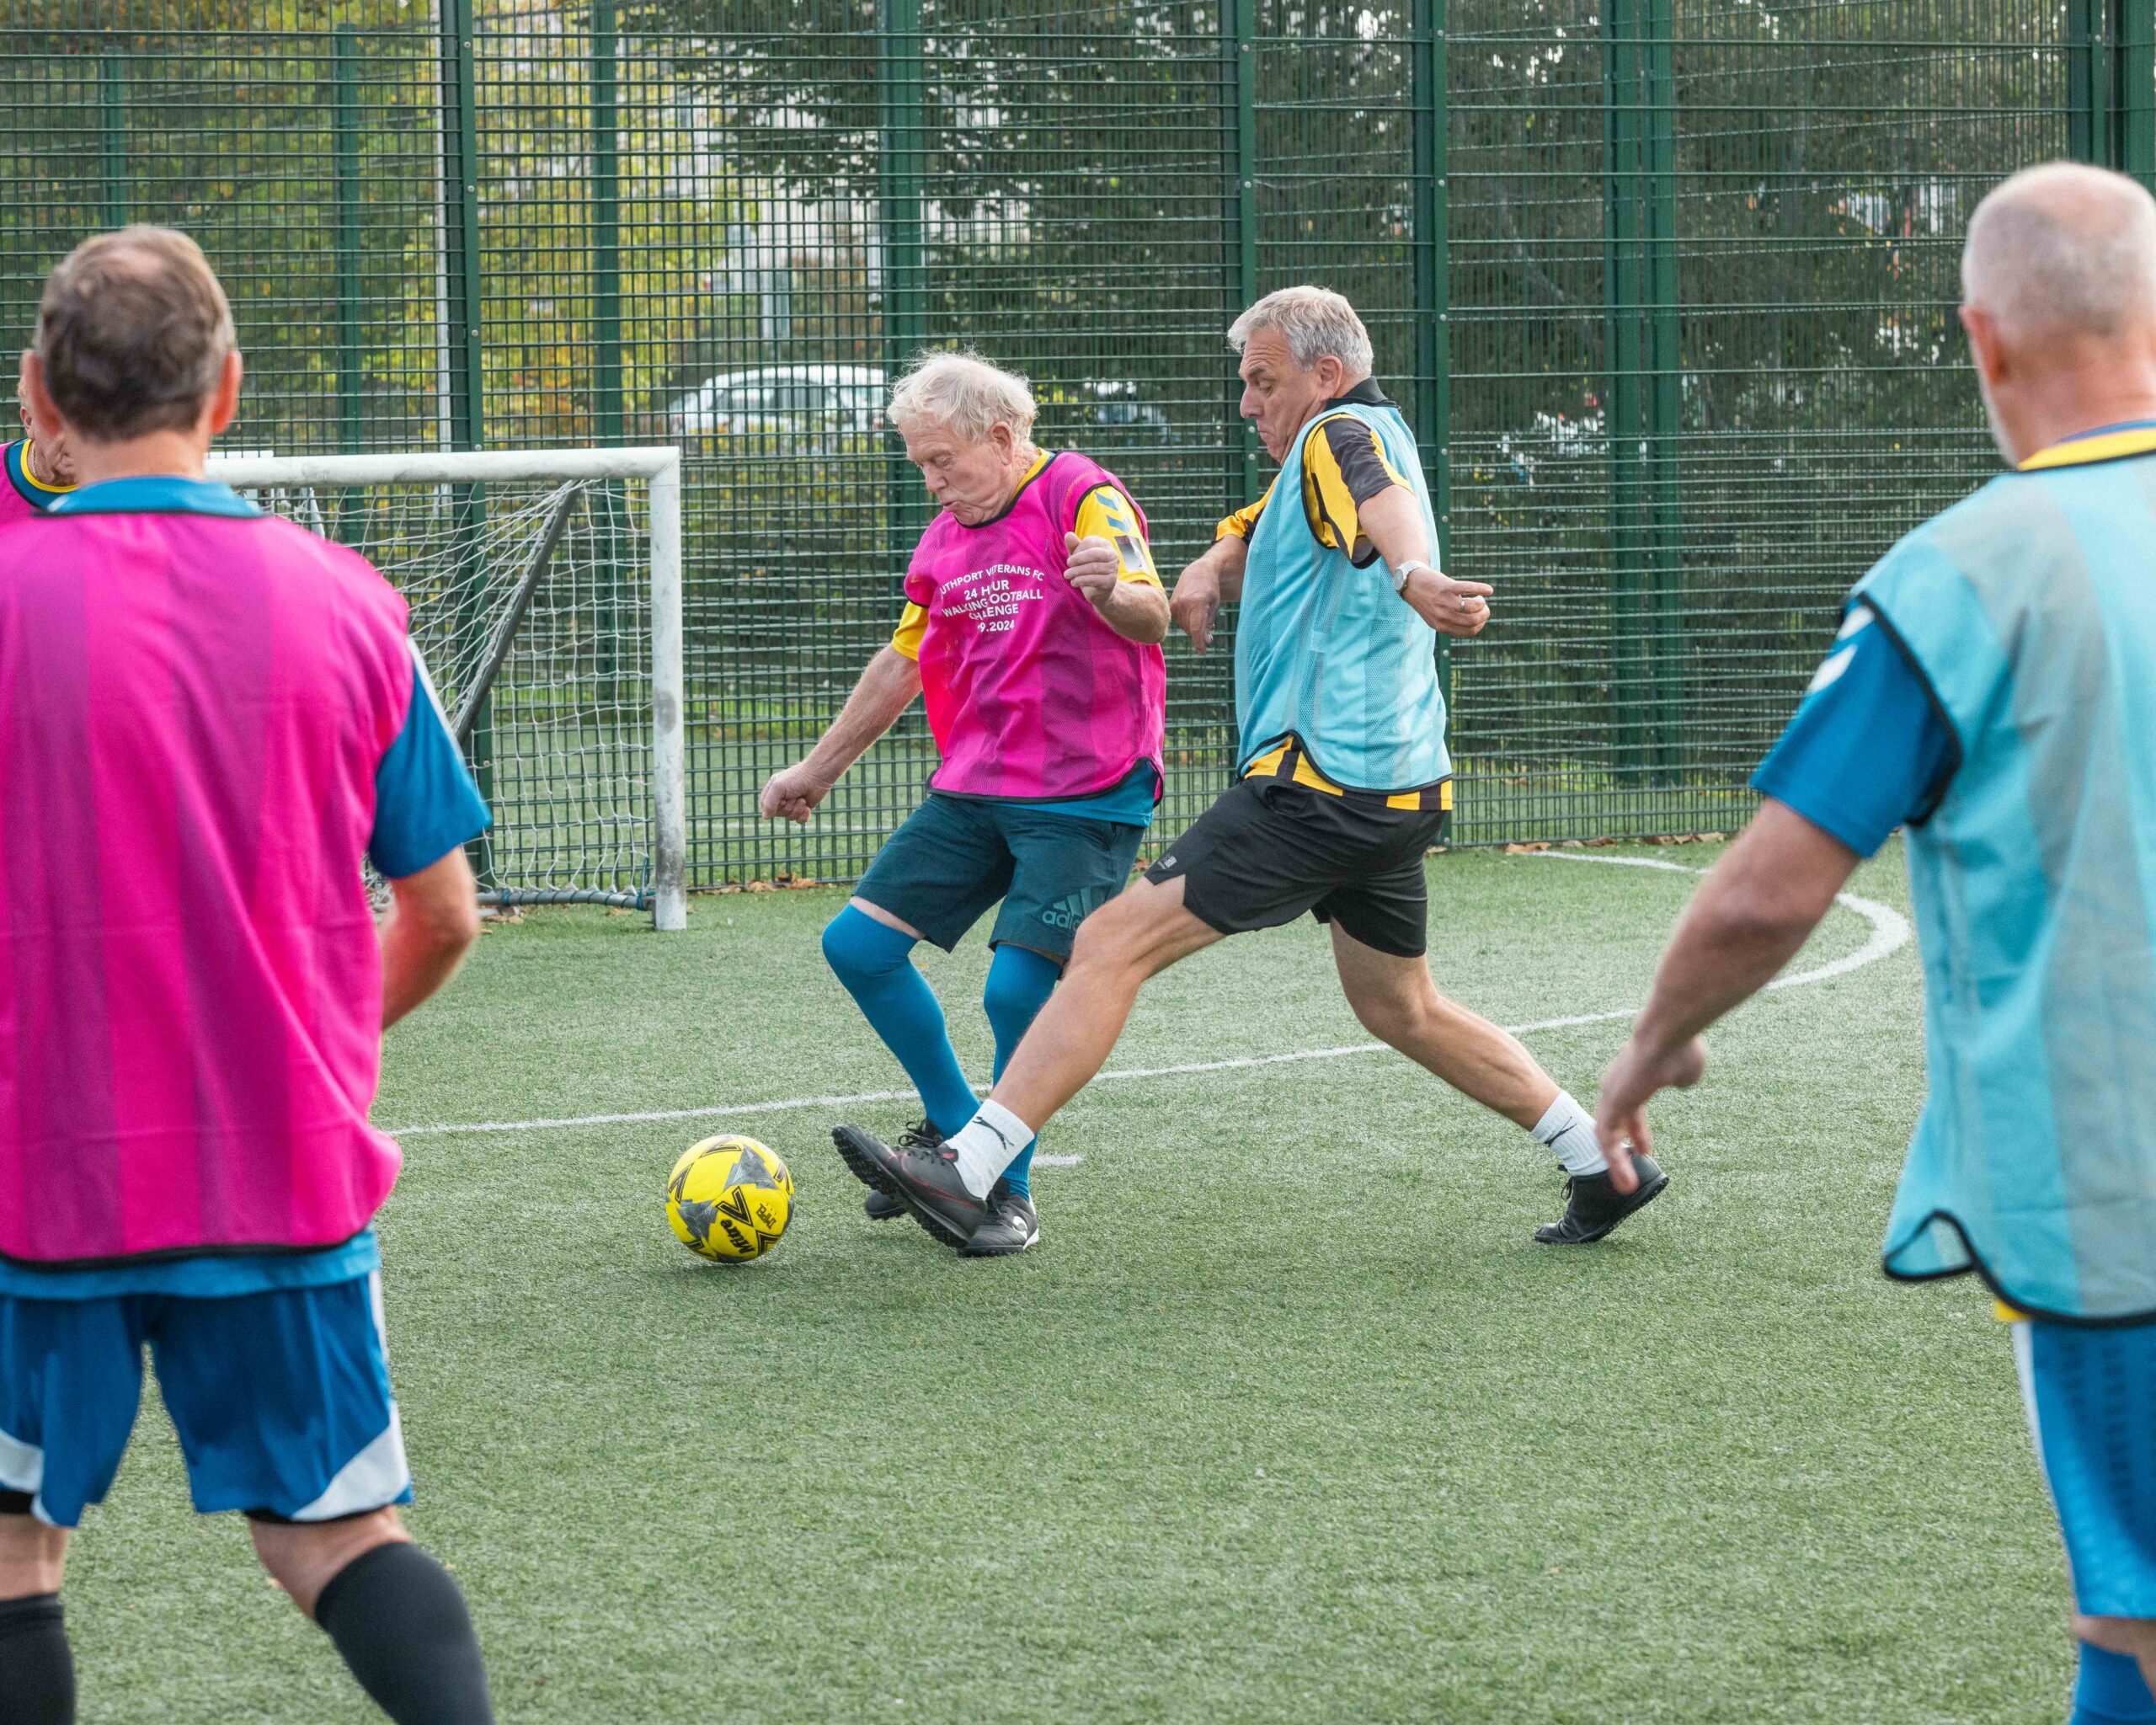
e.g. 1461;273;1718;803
0;506;413;1266
905;451;1166;802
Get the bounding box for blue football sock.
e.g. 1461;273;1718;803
982;943;1059;1199
2074;1642;2156;1724
821;906;978;1139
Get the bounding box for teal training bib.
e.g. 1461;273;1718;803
1233;401;1451;792
1860;444;2156;1322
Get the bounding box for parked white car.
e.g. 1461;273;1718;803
663;365;885;443
663;365;1174;447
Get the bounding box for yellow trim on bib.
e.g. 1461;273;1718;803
1993;1299;2025;1324
2017;425;2156;471
1290;751;1337;793
1240;734;1450;813
12;440;72;497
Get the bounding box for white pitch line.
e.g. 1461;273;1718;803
388;852;1912;1139
1524;849;1912;993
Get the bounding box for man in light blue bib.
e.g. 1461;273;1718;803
1598;163;2156;1724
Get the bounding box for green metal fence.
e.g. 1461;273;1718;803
3;2;2152;883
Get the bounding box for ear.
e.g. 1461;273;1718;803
19;351;64;448
1314;355;1348;398
203;349;243;437
1960;304;2007;390
989;420;1015;459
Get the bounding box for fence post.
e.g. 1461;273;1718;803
1602;0;1679;798
2126;0;2156;187
437;0;485;451
878;0;929;579
1411;0;1453;840
2068;0;2112;166
590;0;623;446
590;0;626;692
1642;0;1681;782
2068;3;2152;184
1221;0;1260;510
1602;0;1646;787
333;26;364;456
437;0;495;881
99;51;127;227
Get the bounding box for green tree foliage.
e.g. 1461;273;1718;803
0;0;2100;864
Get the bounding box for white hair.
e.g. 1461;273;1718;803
1963;163;2156;343
886;349;1038;444
1227;286;1374;377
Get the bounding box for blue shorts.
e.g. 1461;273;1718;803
2014;1317;2156;1618
854;793;1145;963
0;1271;409;1529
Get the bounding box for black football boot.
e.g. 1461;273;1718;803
1533;1151;1669;1246
961;1182;1040;1257
862;1121;944;1220
830;1124;989;1249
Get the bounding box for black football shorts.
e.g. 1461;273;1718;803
1145;777;1445;959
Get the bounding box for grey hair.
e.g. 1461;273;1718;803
886;348;1038;444
1962;163;2156;342
1227;286;1374;377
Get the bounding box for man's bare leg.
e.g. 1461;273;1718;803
2076;1614;2156;1708
1320;921;1668;1243
988;875;1222;1130
0;1514;72;1723
1326;921;1556;1126
830;876;1223;1240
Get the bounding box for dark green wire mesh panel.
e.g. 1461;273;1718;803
1444;0;2082;842
3;3;2148;881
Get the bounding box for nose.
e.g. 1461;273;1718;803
1238;386;1260;421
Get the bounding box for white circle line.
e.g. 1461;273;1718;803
387;852;1911;1139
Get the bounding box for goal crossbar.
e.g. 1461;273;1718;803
205;446;688;932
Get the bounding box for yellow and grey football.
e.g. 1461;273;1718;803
664;1135;792;1263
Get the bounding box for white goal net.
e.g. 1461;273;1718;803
205;447;687;931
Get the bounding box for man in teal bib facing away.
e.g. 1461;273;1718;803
846;287;1668;1251
1598;164;2156;1722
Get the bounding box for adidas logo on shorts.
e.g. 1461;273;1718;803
1040;887;1107;930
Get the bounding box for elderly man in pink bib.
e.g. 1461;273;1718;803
760;350;1168;1257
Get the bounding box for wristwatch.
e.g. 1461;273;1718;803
1390;558;1433;594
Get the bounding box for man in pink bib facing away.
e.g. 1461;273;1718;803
0;231;496;1723
760;350;1169;1257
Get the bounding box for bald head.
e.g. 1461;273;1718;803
1962;163;2156;346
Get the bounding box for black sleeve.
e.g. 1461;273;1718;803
1317;416;1405;508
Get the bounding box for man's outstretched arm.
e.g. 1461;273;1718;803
1593;800;1859;1188
759;646;922;823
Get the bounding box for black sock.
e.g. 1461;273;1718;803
0;1593;74;1725
313;1542;494;1725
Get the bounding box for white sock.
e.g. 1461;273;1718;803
945;1100;1035;1199
1531;1090;1609;1178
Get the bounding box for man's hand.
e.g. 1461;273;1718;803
1171;565;1222;654
1401;565;1494;638
760;761;833;825
1594;1033;1708;1193
1063;531;1120;607
1171;537;1246;655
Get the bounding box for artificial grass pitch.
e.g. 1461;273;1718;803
62;843;2070;1722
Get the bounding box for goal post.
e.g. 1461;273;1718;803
205;446;689;932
